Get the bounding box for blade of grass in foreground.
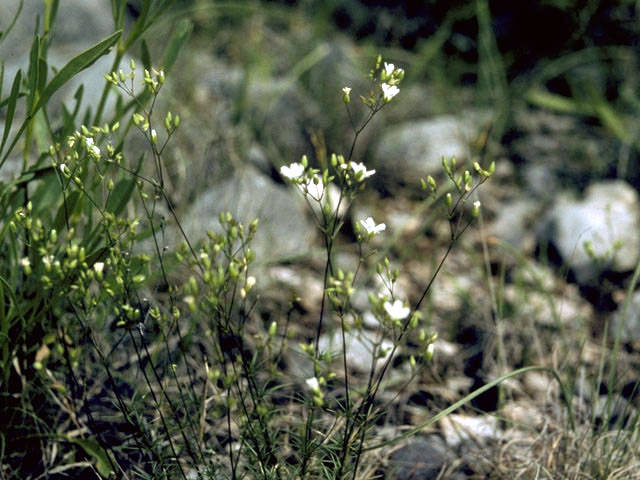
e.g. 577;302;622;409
364;365;576;451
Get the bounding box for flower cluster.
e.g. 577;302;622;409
380;61;404;102
281;159;326;202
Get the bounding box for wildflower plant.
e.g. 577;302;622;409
276;55;495;478
0;2;501;476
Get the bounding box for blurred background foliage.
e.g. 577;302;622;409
163;0;640;186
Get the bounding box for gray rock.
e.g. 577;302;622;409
192;54;320;167
317;328;393;373
372;112;490;184
489;198;540;251
387;437;449;480
440;414;499;448
544;181;640;283
1;0;114;61
611;291;640;343
183;166;316;263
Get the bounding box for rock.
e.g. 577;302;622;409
183;166;316;263
611;290;640;343
543;180;640;283
192;53;320;166
440;414;499;447
511;107;612;192
372;112;490;184
1;0;114;60
317;329;393;373
489;198;540;251
387;436;449;480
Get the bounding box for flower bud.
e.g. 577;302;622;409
268;321;277;337
342;86;351;104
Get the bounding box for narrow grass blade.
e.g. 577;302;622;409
364;365;575;451
0;31;122;169
0;69;22;158
32;30;122;115
0;0;24;48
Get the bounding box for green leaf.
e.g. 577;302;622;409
162;18;193;73
140;38;152;72
32;30;122;115
31;170;61;215
106;178;136;215
26;34;42;112
53;190;81;231
0;69;21;157
68;437;113;478
0;31;122;169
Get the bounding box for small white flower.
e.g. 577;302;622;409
280;162;305;180
473;200;481;209
425;342;435;361
305;377;320;393
305;175;324;201
93;262;105;274
384;299;410;321
42;255;54;271
350;162;375;179
84;137;101;158
384;62;395;77
59;163;68;173
360;217;386;235
342;86;352;103
381;83;400;102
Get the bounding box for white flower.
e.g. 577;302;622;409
305;175;324;201
381;83;399;102
342;86;351;95
93;262;105;274
384;62;395;77
350;162;375;179
280;162;305;180
360;217;386;235
306;377;320;393
384;299;410;320
84;137;101;158
473;200;481;209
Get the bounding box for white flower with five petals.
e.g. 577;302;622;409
280;162;305;179
360;217;386;235
381;83;399;102
350;162;375;179
384;299;410;321
384;62;395;77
